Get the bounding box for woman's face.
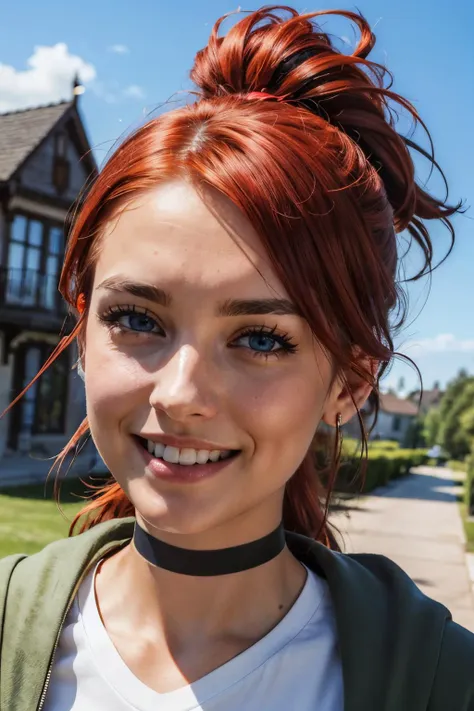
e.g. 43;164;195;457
84;181;338;544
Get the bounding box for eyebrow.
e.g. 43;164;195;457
97;276;299;317
217;298;298;317
97;276;171;307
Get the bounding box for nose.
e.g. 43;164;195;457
149;344;218;422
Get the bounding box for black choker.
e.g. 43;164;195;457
133;521;286;576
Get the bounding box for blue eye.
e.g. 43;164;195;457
245;333;279;352
122;313;158;333
100;306;163;335
232;328;297;356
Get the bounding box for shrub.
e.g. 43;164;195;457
448;459;469;473
335;447;427;494
464;448;474;517
369;440;400;451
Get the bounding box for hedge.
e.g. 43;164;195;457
448;459;469;473
336;448;428;494
464;449;474;517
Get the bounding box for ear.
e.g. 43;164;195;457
322;359;378;428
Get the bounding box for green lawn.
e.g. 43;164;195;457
459;502;474;554
0;479;91;557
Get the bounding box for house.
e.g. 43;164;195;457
369;393;419;443
408;385;444;414
0;82;96;461
343;391;419;443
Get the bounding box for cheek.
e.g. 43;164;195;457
84;325;148;427
232;363;328;453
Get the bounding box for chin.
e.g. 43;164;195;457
128;477;233;539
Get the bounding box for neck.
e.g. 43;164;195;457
95;518;306;646
133;519;286;576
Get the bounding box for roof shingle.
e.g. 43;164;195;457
379;392;418;416
0;101;72;181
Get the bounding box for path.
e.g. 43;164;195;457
331;465;474;633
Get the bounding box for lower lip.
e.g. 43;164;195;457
134;437;238;484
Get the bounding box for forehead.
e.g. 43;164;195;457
94;181;287;300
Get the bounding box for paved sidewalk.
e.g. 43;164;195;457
331;466;474;633
0;448;106;487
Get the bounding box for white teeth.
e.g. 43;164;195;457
145;440;234;465
179;448;197;466
154;442;165;458
196;449;210;464
163;445;180;464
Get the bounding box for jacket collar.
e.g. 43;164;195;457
1;518;450;711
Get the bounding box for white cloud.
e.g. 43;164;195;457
403;334;474;355
123;84;145;100
108;44;130;55
0;43;96;113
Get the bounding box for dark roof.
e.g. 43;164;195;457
379;393;418;417
0;101;72;181
409;388;444;411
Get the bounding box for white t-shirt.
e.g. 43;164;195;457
43;562;343;711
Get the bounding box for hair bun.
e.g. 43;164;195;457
191;5;460;278
191;7;375;102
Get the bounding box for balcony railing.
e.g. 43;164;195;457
0;267;65;313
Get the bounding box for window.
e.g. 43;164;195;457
6;215;64;310
6;216;43;305
393;415;402;432
34;345;69;434
20;344;69;435
55;132;67;158
44;226;64;309
19;347;41;434
53;132;70;193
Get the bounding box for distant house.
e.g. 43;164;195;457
0;85;96;459
408;386;444;414
343;391;419;443
370;393;418;443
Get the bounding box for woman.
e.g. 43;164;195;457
0;6;472;710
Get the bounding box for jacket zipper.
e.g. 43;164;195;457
36;602;71;711
36;567;86;711
36;542;125;711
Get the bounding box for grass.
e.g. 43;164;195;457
0;478;96;558
459;503;474;554
448;459;469;473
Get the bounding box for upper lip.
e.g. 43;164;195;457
136;433;236;452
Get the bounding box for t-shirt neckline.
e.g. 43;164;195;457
78;560;326;711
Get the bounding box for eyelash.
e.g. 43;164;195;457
98;305;298;360
230;325;298;359
98;304;164;335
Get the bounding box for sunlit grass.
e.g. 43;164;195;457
0;479;93;557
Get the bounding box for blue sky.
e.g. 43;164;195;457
1;0;473;394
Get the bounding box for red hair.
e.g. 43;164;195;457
9;7;461;546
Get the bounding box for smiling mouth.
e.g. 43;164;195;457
135;436;240;466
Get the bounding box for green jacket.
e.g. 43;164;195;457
0;517;473;711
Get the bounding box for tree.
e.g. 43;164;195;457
423;407;441;447
437;374;474;459
403;417;425;448
460;407;474;442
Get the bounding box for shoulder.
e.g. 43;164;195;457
0;517;135;710
288;533;474;708
342;551;474;708
426;619;474;710
0;517;134;609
